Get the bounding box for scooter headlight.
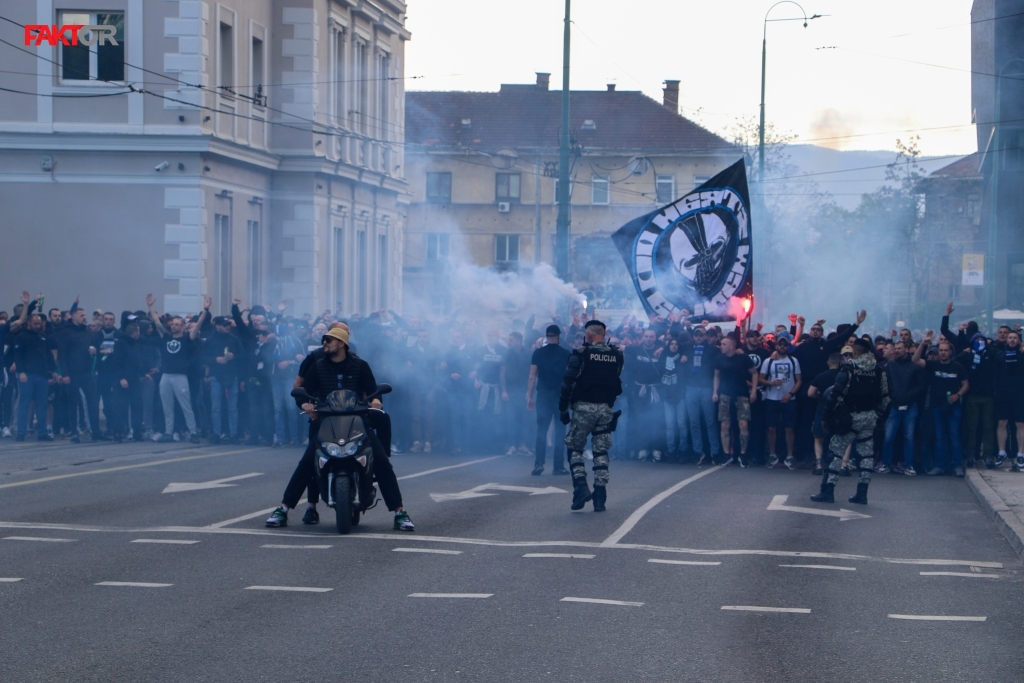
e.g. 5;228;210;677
344;440;362;456
324;443;342;457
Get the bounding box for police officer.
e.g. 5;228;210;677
559;320;624;511
811;336;890;505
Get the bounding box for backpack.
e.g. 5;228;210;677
821;385;852;436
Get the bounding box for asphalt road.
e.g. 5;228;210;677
1;437;1022;683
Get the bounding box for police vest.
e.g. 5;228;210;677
570;343;622;405
844;365;883;412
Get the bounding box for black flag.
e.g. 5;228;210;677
611;159;753;322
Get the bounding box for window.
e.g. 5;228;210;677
356;231;367;314
214;214;232;314
247;220;261;305
495;235;520;263
656;175;675;203
378;235;388;309
591;175;610;205
377;53;390;140
426;172;452;203
554;178;573;204
251;37;264;94
967;194;981;219
331;29;345;123
353;42;367;133
496;173;521;202
60;12;124;82
219;22;234;90
426;233;450;261
693;175;711;189
333;226;345;309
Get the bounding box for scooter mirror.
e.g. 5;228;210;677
290;388;313;401
369;383;392;400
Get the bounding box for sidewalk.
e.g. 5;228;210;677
966;466;1024;562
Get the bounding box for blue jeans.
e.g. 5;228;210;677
17;373;49;437
686;386;721;456
932;404;964;470
882;404;918;468
209;376;239;438
664;397;689;454
272;373;304;443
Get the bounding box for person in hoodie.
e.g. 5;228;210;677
205;316;242;444
878;340;927;475
110;322;145;442
625;328;665;461
11;313;57;441
93;311;120;438
56;308;102;442
246;326;277;446
811;337;890;506
955;332;998;468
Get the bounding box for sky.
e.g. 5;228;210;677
404;0;978;158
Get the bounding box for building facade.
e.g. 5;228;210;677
402;75;738;313
0;0;409;316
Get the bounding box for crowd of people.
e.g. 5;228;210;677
2;291;1021;484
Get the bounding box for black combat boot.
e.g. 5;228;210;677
571;480;593;510
810;483;835;503
848;482;869;505
591;485;607;512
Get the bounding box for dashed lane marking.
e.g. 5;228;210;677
889;614;987;622
245;586;333;593
393;548;462;554
722;606;811;613
131;539;200;545
523;553;595;559
0;448;255;489
561;597;643;607
780;564;856;571
409;593;492;598
3;536;75;542
95;581;172;588
648;559;721;566
261;544;332;549
206;499;307;528
920;572;1001;579
0;578;24;582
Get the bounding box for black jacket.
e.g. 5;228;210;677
299;353;378;407
885;357;926;407
11;328;55;377
559;341;624;410
56;323;94;376
112;335;144;384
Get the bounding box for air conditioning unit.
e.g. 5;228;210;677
497;202;511;213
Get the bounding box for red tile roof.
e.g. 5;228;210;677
405;84;734;153
930;152;982;179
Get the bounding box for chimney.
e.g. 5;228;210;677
662;80;680;113
536;72;550;90
607;83;616;92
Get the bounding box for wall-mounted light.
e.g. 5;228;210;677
248;196;263;205
217;189;232;197
203;165;211;172
316;183;323;190
203;115;211;122
177;162;185;171
178;115;185;122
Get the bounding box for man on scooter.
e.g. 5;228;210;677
266;327;414;531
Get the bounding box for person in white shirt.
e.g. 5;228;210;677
759;334;802;469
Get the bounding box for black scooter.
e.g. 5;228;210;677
290;384;391;534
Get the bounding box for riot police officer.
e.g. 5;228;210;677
559;320;624;511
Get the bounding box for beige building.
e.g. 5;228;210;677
402;75;738;313
0;0;409;316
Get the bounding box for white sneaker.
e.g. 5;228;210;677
172;432;181;442
2;427;10;438
652;450;663;462
518;446;532;457
1016;455;1024;470
638;450;649;461
152;433;164;442
391;444;401;455
423;442;431;453
506;446;518;456
766;455;779;468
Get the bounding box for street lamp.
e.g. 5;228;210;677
757;1;820;318
984;57;1024;332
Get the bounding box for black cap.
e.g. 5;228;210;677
545;324;561;337
584;320;606;330
213;316;230;326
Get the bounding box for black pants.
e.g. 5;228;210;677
282;410;401;511
534;392;566;470
96;373;118;435
67;373;100;435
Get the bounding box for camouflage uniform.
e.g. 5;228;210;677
826;410;877;485
565;401;615;486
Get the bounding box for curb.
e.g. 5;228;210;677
965;469;1024;563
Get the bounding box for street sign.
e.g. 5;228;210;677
767;494;871;521
162;473;263;494
430;483;568;502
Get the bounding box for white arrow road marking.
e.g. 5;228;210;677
767;495;871;521
430;483;567;502
162;472;263;494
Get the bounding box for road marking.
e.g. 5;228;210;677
96;581;172;588
523;553;595;559
261;544;332;549
767;495;871;522
246;585;333;593
393;548;463;555
431;483;567;502
131;539;200;545
648;559;721;566
0;447;255;489
162;472;263;494
888;614;987;622
920;572;1000;579
409;593;492;598
780;564;856;571
0;578;24;582
397;456;503;480
561;597;643;607
888;559;1002;568
601;466;722;546
3;536;75;542
722;606;810;613
205;498;308;529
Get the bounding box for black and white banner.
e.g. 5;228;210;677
612;159;753;322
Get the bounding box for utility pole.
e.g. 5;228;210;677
555;0;571;280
